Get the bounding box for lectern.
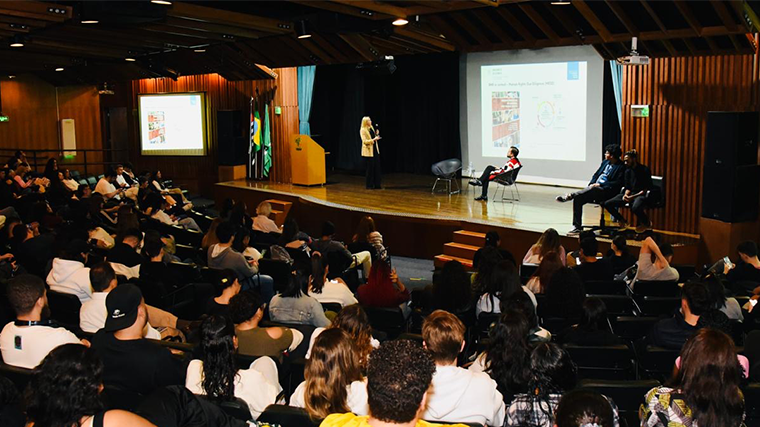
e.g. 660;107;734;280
290;134;326;186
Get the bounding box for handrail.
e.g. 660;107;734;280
1;147;129;177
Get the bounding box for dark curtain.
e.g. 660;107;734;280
602;61;622;150
310;52;461;175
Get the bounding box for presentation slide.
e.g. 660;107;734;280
481;61;587;162
461;46;604;187
138;93;207;156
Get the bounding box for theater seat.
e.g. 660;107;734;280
362;305;410;339
259;404;321;427
639;346;680;382
46;289;82;333
584;280;627;296
563;344;636;380
744;383;760;425
587;294;635;316
258;258;292;293
103;385;145;411
611;316;659;343
0;359;33;391
579;379;660;427
197;395;252;421
633;280;680;297
634;296;680;317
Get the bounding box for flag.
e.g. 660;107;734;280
249;99;261;168
263;104;272;177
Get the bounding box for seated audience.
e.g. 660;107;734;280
321;339;467;427
185;315;281;420
558;297;624;346
46;239;92;303
647;282;711;350
305;304;378;370
565;230;595;268
472;231;515;269
201;217;222;251
554;389;616;427
269;272;331;327
421;310;505;426
24;344;153;427
572;237;613;282
91;284;186;395
108;227;144;269
725;240;760;293
308;252;358;307
525;251;563;294
705;276;743;322
230;290;303;357
641;328;745;427
94;170;123;202
428;259;473;314
208;220;274;302
357;258;410;310
476;260;535;317
543;267;586;322
468;311;531;403
150;198;200;231
605;235;637;275
312;221;372;277
205;269;241;317
151;169;190;206
633;236;679;286
502;291;551;343
11;222;54;277
252;201;281;233
523;228;566;265
290;328;369;418
228;201;253;231
61;168;80;192
139;238;182;297
0;275;83;369
350;215;387;261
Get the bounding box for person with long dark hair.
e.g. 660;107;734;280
472;231;515;268
558;297;624;346
431;259;472;314
185;315;281;420
476;260;535;317
305;304;378;372
502;291;551;343
543;267;586;322
641;328;745;426
605;235;637;275
308;252;357;308
24;344;153;427
555;389;616;427
269;271;331;327
231;290;305;356
704;276;744;321
525;251;563;294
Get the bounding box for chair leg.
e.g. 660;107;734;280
452;178;461;195
514;183;520;201
432;178;439;193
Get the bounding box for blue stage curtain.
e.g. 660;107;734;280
297;65;316;135
609;60;623;129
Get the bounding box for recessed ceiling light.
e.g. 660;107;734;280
392;18;409;26
8;75;16;79
10;42;23;47
81;20;98;24
125;57;136;62
55;67;64;72
297;34;311;39
194;49;206;53
295;20;311;39
551;1;571;4
151;0;172;4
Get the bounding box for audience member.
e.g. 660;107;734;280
320;339;467;427
11;222;54;277
0;375;23;427
725;240;760;293
705;276;743;322
228;201;253;231
62;168;80;192
357;258;410;310
94;169;123;202
421;310;505;425
605;235;637;275
230;290;303;357
554;389;615;427
252;201;281;233
472;231;515;269
108;227;144;268
0;275;83;369
151;170;191;206
201;217;222;251
290;328;369;418
558;297;624;346
350;215;387;261
430;259;472;314
502;291;552;343
185;315;281;419
543;267;585;322
308;252;358;307
24;344;153;427
572;237;613;282
641;328;745;426
46;239;92;302
205;268;241;317
476;260;535;317
525;251;562;294
305;304;378;370
633;236;679;286
91;284;186;395
312;221;372;277
269;271;331;327
647;282;711;349
565;230;596;267
523;228;566;265
149;198;200;231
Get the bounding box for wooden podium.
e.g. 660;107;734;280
291;134;326;186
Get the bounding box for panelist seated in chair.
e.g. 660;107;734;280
555;144;624;235
470;146;521;202
602;149;654;233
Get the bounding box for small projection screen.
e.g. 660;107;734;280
138;93;208;156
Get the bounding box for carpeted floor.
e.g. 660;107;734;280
391;256;434;291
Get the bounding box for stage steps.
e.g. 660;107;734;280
265;199;292;227
434;230;485;270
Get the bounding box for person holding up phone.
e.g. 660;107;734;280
357;259;410;312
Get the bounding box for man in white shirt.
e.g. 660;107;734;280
421;310;505;426
0;274;85;369
47;239;92;303
114;164;138;201
94;169;122;202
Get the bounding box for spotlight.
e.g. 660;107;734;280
194;49;206;53
392;18;409;26
8;75;16;79
125;57;136;62
81;19;98;24
151;0;172;4
9;35;24;48
551;0;571;4
295;21;311;39
55;67;64;72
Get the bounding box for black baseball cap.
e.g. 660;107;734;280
104;284;143;332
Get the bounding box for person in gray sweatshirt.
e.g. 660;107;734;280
208;221;274;302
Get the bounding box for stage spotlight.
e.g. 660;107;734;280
151;0;172;4
81;19;98;24
194;49;206;53
8;75;16;79
551;0;571;4
392;18;409;26
55;67;64;72
125;57;136;62
9;35;24;48
295;20;311;39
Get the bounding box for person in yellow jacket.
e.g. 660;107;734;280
360;116;382;190
320;339;468;427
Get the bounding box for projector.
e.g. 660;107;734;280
98;83;114;95
616;37;649;66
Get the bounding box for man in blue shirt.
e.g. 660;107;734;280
556;145;625;234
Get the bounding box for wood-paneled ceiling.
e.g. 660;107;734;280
0;0;758;85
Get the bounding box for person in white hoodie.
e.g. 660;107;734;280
421;310;506;426
46;239;93;303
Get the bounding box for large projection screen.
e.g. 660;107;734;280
460;46;604;187
138;93;208;156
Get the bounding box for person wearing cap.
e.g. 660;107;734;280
0;274;85;369
46;239;93;303
91;283;186;394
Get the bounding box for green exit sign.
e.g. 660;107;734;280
0;115;9;122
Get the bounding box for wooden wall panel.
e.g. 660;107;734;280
128;70;298;195
621;42;760;235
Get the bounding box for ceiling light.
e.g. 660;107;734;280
9;35;24;48
55;67;64;72
8;75;16;79
194;49;206;53
550;1;571;4
81;19;98;24
125;57;136;62
151;0;172;4
295;20;311;39
392;18;409;26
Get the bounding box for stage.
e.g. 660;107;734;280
214;173;700;264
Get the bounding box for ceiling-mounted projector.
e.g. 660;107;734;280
98;82;114;95
617;37;649;66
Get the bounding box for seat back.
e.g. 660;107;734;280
431;158;462;178
320;302;342;313
611;316;659;342
494;166;521;186
639;346;680;381
744;383;760;425
197;395;252;421
102;386;145;411
362;305;408;339
259;404;321;427
564;344;635;380
86;176;97;189
672;264;696;282
579;379;659;427
588;294;635;316
47;289;82;331
633;280;680;297
258;258;292;293
584;280;627;295
0;360;33;391
519;263;538;283
635;296;680;317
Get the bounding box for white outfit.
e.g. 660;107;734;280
89;227;114;249
289;378;369;416
46;258;92;303
185;357;281;420
94;178;120;200
304;327;380;359
79;292;161;339
475;286;537;317
0;322;81;369
109;262;141;280
468;352;488;374
308;280;358;307
63;178;79;192
253;215;281;234
422;365;506;426
152;210;200;231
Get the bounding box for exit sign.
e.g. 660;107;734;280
0;115;9;122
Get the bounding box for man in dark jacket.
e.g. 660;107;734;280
647;282;711;350
603;149;654;233
556;145;625;234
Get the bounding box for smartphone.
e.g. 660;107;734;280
751;299;758;307
723;256;731;265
